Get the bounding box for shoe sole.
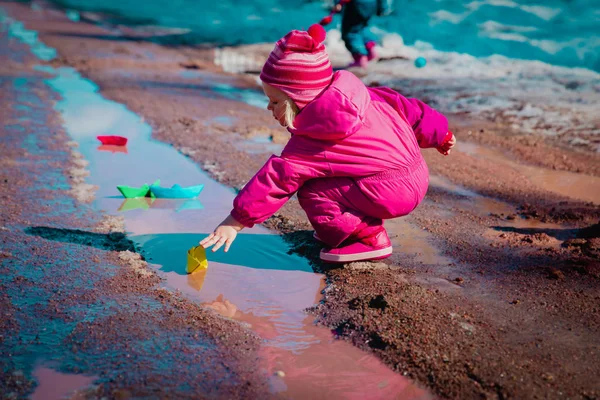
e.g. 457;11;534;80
319;246;393;263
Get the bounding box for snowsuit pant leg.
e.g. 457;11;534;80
298;160;430;249
297;177;383;248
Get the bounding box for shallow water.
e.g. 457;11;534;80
30;366;96;400
6;14;431;397
44;0;600;72
386;217;453;267
429;174;573;229
458;141;600;204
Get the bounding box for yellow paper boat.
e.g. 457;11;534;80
187;245;208;274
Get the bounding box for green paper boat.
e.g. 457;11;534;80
117;179;160;198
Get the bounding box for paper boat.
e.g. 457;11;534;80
117;179;160;198
117;198;154;212
150;184;204;199
97;135;128;146
187;245;208;274
98;144;128;154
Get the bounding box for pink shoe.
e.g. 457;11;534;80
348;54;368;69
313;232;323;242
320;228;392;263
366;41;377;61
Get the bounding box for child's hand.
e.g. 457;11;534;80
436;131;456;156
200;214;244;253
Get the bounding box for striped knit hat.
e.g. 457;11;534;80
260;24;333;110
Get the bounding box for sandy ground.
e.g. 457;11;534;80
2;2;600;399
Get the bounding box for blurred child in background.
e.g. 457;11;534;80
325;0;393;68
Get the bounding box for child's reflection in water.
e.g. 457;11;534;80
187;269;278;337
203;294;239;319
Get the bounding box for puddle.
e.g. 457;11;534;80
4;16;56;60
11;29;431;398
429;175;568;230
31;366;96;400
211;81;267;109
137;237;429;398
231;133;284;155
180;69;268;109
459;141;600;204
209;115;235;126
383;175;574;289
181;70;282;155
385;217;453;266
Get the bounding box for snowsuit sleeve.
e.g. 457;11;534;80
231;151;328;228
370;86;448;149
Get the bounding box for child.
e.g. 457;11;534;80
200;24;455;263
332;0;393;68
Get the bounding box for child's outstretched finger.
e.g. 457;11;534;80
200;233;216;248
212;236;227;252
223;239;232;253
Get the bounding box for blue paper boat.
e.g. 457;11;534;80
149;184;204;199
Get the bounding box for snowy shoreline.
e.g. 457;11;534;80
215;28;600;154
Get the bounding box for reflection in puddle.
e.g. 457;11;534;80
97;144;128;154
117;198;204;212
36;61;429;397
138;234;430;399
459;141;600;204
118;197;152;211
31;366;96;400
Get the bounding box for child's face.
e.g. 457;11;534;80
262;83;288;127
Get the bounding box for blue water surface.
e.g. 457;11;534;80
44;0;600;72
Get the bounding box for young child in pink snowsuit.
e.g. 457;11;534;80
201;24;456;263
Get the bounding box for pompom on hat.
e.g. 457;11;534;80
260;24;333;110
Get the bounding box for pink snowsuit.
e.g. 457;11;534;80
231;70;448;247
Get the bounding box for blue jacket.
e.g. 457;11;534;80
342;0;393;34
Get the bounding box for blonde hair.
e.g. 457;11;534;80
282;97;300;129
263;82;300;129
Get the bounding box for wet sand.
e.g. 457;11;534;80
0;8;273;398
2;2;600;399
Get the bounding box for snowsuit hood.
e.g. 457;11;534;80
288;71;369;141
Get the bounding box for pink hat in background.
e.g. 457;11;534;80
260;24;333;110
